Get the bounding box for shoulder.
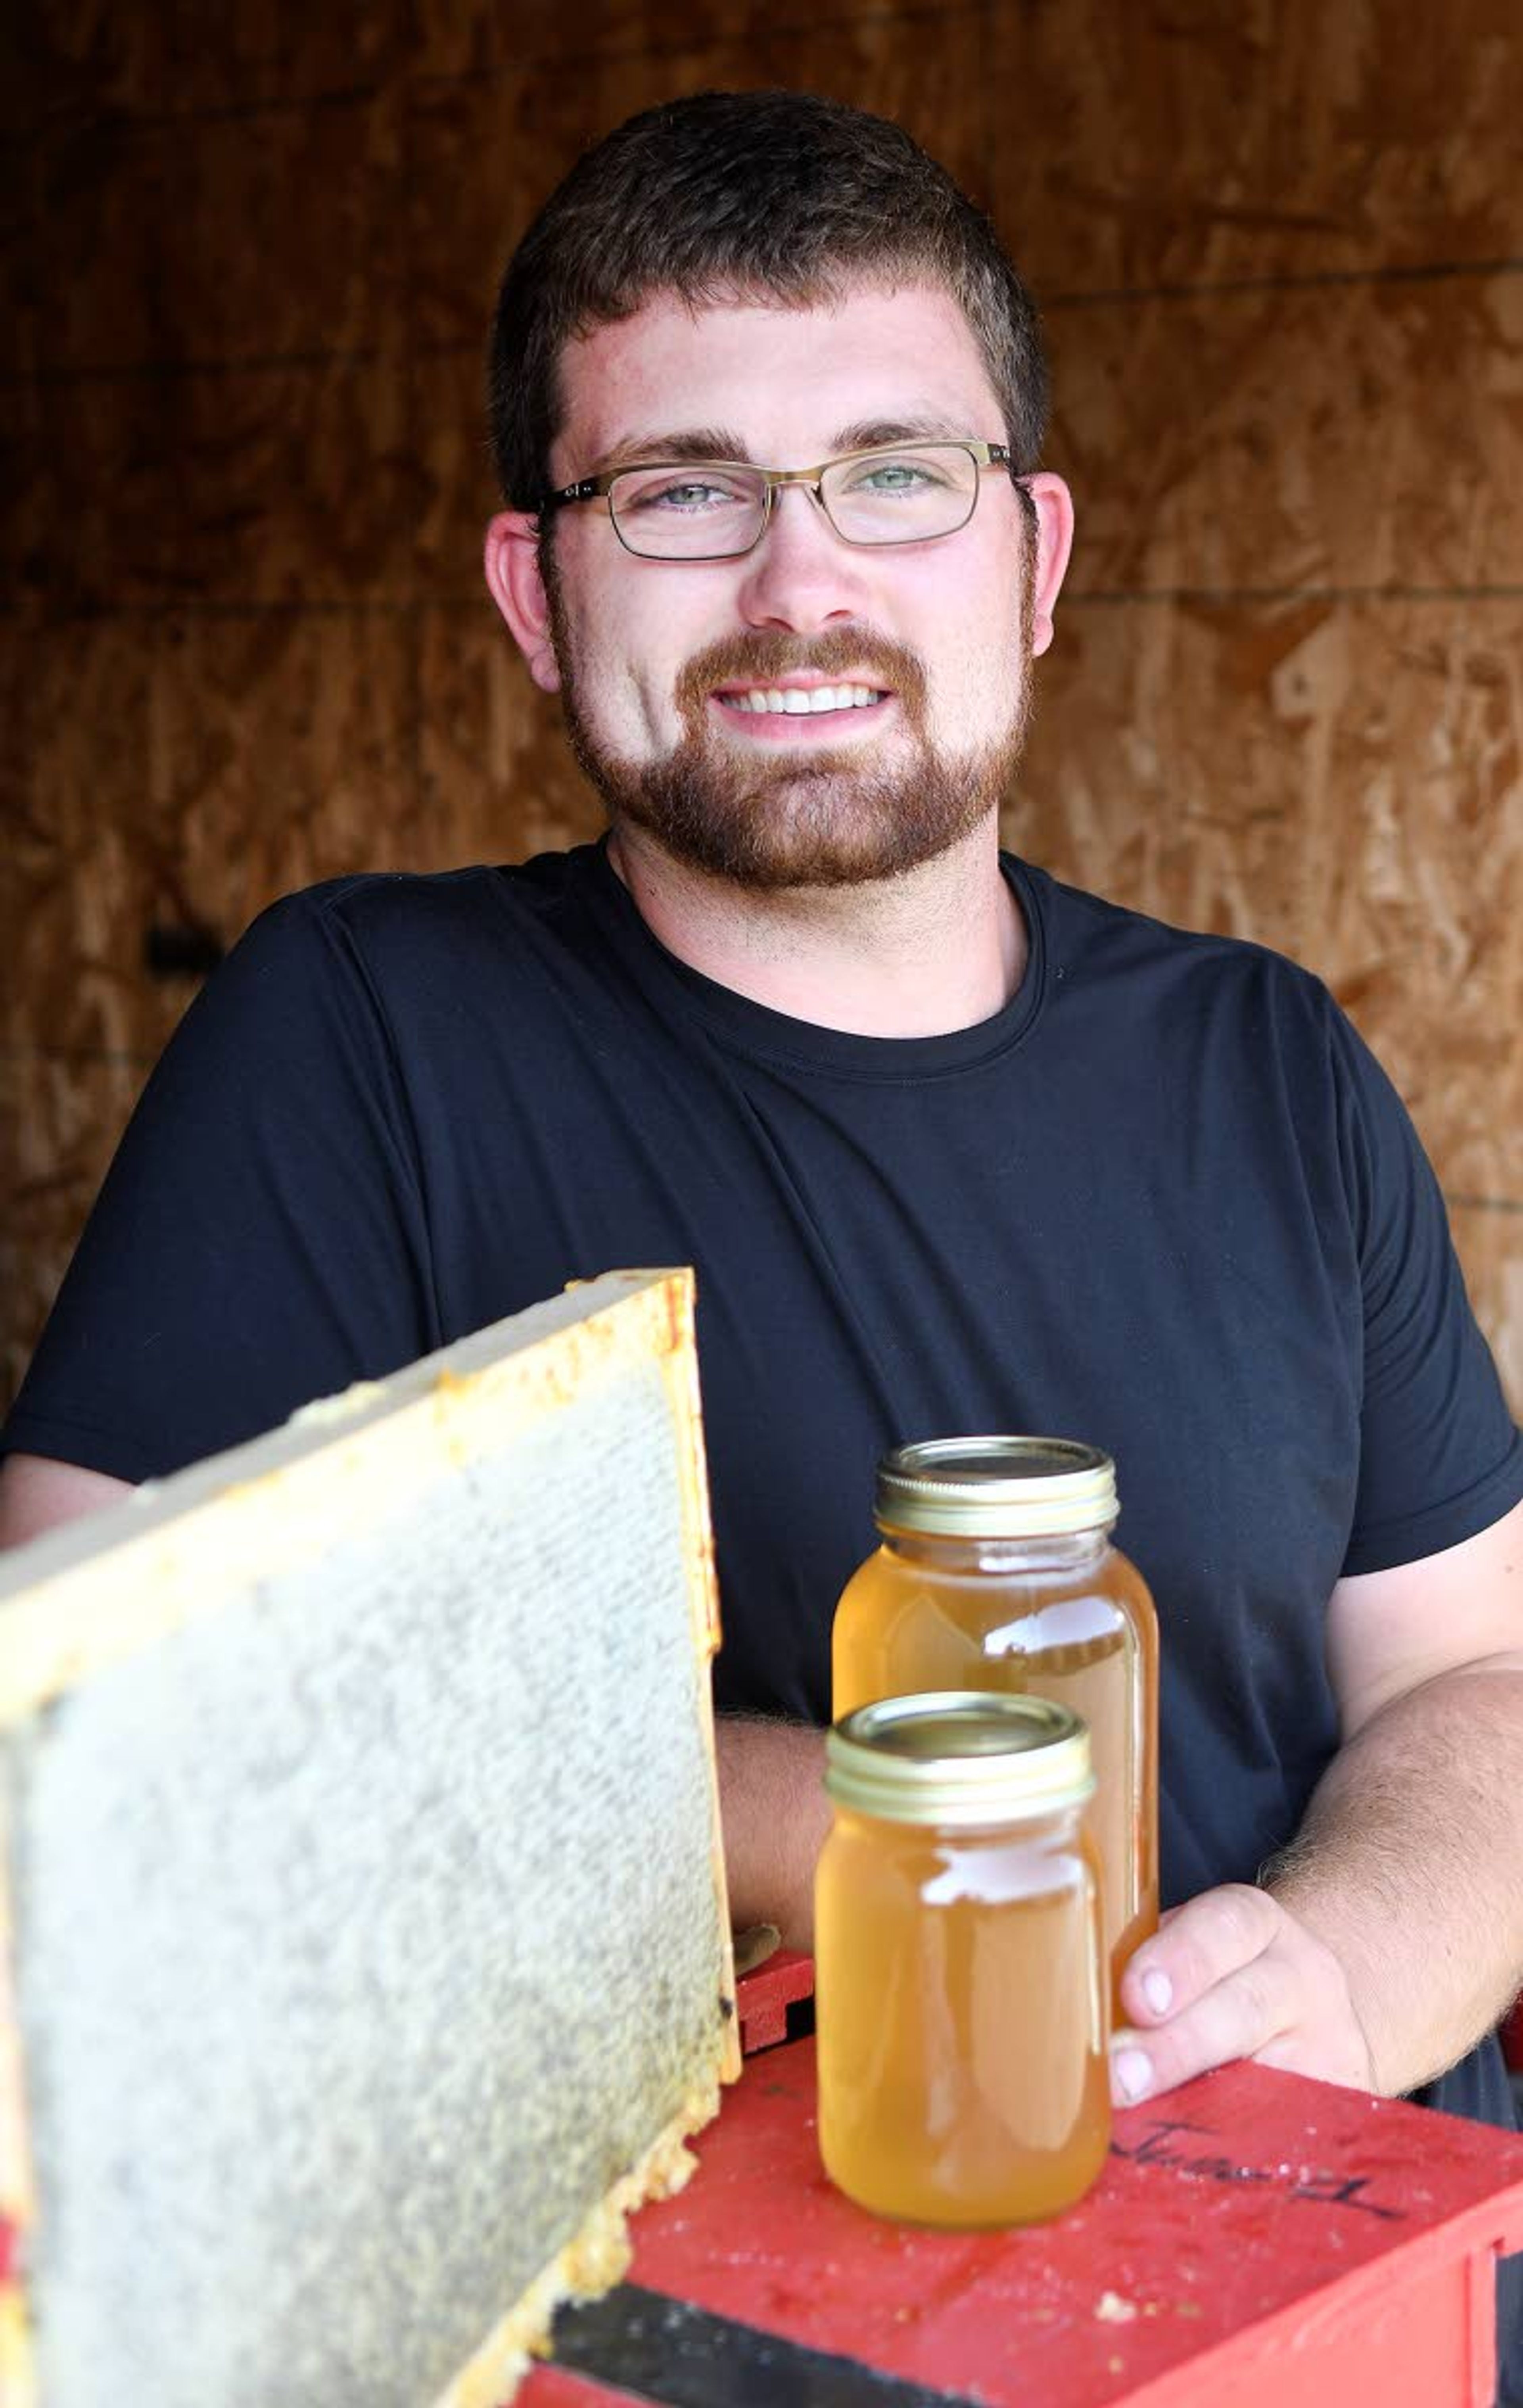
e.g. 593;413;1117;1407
129;850;611;1115
1011;856;1346;1053
1009;859;1435;1228
1015;856;1313;979
259;848;597;952
214;848;608;1006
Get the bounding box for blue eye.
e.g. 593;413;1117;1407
619;470;755;515
845;455;955;497
654;482;728;510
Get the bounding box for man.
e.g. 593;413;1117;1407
4;84;1523;2377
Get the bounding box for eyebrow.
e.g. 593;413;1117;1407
591;413;980;474
831;414;975;453
594;427;752;473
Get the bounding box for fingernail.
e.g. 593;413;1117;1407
1113;2048;1153;2105
1142;1969;1172;2017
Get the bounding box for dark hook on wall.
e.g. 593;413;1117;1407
143;923;226;980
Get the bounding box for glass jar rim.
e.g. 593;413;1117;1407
825;1690;1094;1824
875;1435;1117;1539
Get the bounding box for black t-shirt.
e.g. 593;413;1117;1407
8;841;1523;2273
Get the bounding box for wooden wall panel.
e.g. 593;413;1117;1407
2;1;416;123
3;619;167;1060
9;361;417;612
143;613;424;917
3;0;1520;1422
1051;276;1523;597
416;601;607;862
406;9;994;359
467;0;980;73
412;345;498;601
1018;596;1523;1199
25;97;405;376
9;610;421;979
987;0;1523;294
1451;1203;1523;1413
0;1054;151;1404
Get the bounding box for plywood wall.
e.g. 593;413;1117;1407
3;0;1520;1410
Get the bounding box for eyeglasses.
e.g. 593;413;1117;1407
540;440;1020;561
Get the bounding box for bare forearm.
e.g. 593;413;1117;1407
1111;1511;1523;2109
1264;1660;1523;2093
715;1713;830;1951
0;1454;132;1549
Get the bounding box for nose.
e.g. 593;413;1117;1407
733;484;874;635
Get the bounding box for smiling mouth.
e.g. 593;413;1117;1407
714;683;890;717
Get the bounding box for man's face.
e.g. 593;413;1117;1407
516;284;1061;889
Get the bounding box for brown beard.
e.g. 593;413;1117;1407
545;570;1033;892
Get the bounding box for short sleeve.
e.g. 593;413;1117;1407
1331;1004;1523;1573
3;888;441;1483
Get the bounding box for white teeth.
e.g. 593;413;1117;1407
728;685;884;714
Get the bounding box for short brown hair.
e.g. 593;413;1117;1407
487;90;1048;510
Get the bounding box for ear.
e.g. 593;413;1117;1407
484;511;562;695
1022;471;1075;659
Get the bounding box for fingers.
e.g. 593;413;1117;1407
1122;1884;1279;2028
1109;1884;1374;2107
1111;1886;1285;2105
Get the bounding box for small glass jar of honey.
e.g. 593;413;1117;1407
832;1436;1158;2022
816;1691;1109;2227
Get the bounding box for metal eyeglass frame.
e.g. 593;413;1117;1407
538;439;1022;560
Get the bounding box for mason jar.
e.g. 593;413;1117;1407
816;1690;1110;2226
832;1436;1158;2020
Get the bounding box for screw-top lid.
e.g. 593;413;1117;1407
874;1435;1117;1537
825;1692;1094;1825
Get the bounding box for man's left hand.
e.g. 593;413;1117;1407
1109;1884;1377;2108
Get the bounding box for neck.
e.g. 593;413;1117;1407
605;817;1028;1038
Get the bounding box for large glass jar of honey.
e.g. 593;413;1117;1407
816;1691;1109;2226
832;1436;1158;2020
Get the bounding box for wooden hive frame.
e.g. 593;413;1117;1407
0;1268;738;2407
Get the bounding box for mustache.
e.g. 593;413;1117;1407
675;629;928;721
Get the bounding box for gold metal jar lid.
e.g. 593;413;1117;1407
874;1435;1117;1537
825;1692;1094;1826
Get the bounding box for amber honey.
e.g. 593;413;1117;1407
832;1439;1159;2021
815;1693;1110;2226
